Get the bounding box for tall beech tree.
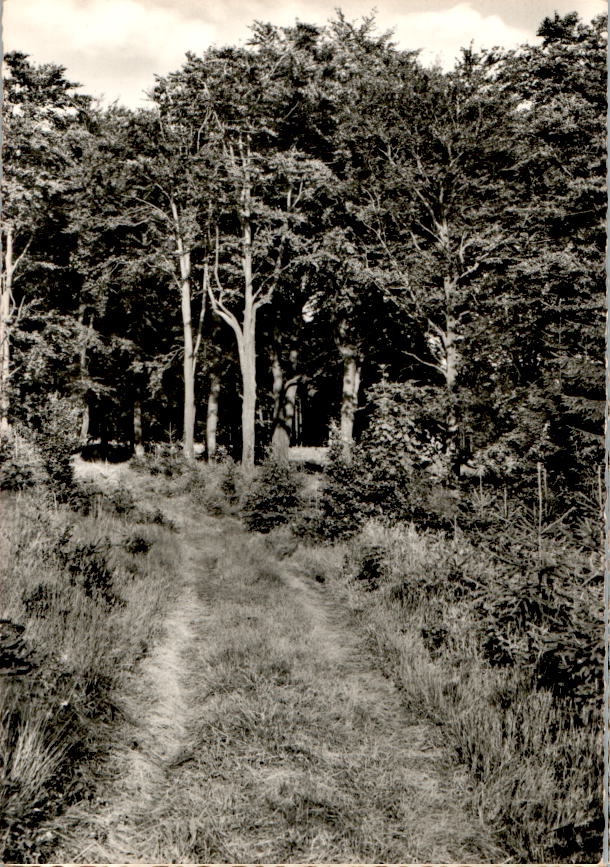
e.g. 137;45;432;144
291;16;420;459
490;12;607;482
96;104;217;459
134;108;213;459
66;106;186;452
160;45;331;468
354;51;519;471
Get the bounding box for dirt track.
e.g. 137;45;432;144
56;499;502;863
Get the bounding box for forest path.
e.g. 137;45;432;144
58;489;502;863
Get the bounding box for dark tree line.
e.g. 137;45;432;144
1;11;606;486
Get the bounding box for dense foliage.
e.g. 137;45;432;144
0;11;605;494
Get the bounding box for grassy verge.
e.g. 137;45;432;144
294;517;603;863
0;481;181;861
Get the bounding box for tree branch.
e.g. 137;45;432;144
132;196;172;224
402;350;444;375
11;235;33;281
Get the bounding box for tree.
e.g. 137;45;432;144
491;13;607;487
159;45;331;468
126;104;217;459
1;52;91;434
292;15;420;459
352;50;521;472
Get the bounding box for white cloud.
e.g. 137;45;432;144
3;0;602;106
392;4;535;69
3;0;217;105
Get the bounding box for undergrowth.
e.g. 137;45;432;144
306;494;604;863
0;481;180;861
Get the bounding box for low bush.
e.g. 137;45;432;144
240;459;301;534
0;429;47;492
130;448;190;479
186;460;242;517
220;459;241;507
123;532;153;555
69;480;173;528
33;395;81;501
307;437;462;542
315;447;373;540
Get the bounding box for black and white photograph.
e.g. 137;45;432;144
0;0;607;862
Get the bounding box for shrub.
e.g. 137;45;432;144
313;445;373;541
241;459;301;534
0;429;46;491
66;481;102;516
54;536;121;607
187;462;235;517
363;379;448;475
353;543;386;591
33;394;81;501
106;485;135;515
312;438;456;541
220;459;241;507
123;533;153;555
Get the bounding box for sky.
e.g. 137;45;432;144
2;0;606;107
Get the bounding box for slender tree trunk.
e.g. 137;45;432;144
0;227;14;437
240;189;257;471
294;395;302;446
206;372;220;461
133;399;144;457
271;349;283;422
207;139;260;471
171;200;196;461
80;404;90;444
271;348;298;462
443;277;460;469
78;308;93;445
240;312;257;470
339;343;361;461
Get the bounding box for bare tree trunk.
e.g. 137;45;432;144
443;277;460;469
240;310;257;471
208;136;283;472
133;400;144;456
171;200;196;461
271;348;298;462
80;404;90;444
78;308;93;445
0;227;14;437
271;349;283;424
294;395;302;446
339;344;361;461
206;372;220;461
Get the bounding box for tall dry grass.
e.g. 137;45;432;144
0;484;181;861
296;514;603;863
